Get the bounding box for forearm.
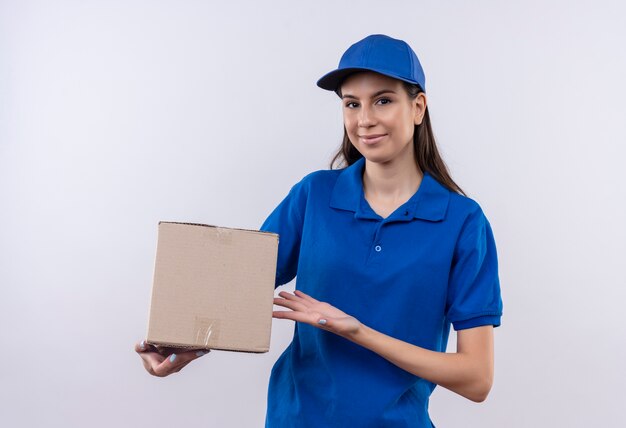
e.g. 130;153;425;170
347;324;493;402
272;290;495;402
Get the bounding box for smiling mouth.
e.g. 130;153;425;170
359;134;387;144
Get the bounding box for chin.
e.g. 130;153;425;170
361;154;395;165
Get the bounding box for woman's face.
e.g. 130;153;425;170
340;71;426;165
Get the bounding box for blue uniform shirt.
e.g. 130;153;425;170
260;156;503;427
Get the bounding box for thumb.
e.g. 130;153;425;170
316;315;361;337
317;317;331;328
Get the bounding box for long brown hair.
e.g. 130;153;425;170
329;80;467;197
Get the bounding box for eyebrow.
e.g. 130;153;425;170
341;89;397;100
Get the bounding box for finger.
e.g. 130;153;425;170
168;349;210;367
174;349;208;369
190;349;210;359
154;349;211;377
273;297;308;312
139;349;165;363
139;350;166;375
273;310;322;325
152;353;182;377
294;289;319;304
141;356;158;375
277;291;314;308
135;340;159;354
277;291;306;303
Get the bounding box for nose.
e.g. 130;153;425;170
358;104;376;128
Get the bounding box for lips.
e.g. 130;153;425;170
359;134;387;145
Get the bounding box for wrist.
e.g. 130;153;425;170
345;321;370;344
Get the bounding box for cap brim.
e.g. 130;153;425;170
316;67;423;93
316;68;371;91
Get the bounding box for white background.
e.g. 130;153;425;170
1;1;625;426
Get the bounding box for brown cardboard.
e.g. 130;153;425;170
146;221;279;353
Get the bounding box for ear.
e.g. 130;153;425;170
413;93;427;125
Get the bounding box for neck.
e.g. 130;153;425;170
362;153;423;201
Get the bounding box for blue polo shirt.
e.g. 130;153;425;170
259;156;503;428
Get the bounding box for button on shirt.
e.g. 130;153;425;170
260;157;503;428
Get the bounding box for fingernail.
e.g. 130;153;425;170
169;354;177;363
318;319;327;325
140;340;145;350
196;350;208;357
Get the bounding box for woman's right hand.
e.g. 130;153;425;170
135;340;210;377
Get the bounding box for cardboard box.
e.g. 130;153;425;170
146;221;279;353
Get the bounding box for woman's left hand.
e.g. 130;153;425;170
273;290;362;339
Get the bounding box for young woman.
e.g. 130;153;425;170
136;34;503;428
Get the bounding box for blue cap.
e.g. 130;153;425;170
316;34;426;93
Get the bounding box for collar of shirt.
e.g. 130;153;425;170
329;156;450;222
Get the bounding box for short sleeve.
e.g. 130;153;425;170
445;205;503;330
259;179;308;288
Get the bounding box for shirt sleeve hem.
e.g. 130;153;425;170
452;314;501;330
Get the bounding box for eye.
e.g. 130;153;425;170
344;98;392;109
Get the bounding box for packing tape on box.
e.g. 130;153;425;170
194;317;220;348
